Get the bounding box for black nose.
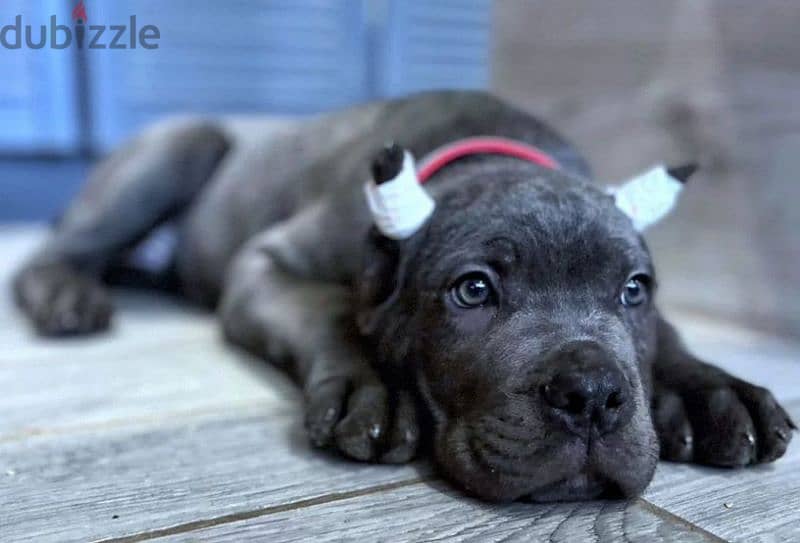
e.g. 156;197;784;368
541;342;632;435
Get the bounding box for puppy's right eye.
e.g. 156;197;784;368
452;273;493;308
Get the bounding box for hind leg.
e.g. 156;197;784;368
13;119;230;337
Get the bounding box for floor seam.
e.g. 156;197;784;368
636;497;729;543
92;477;433;543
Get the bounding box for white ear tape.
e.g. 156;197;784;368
609;165;684;231
363;151;435;240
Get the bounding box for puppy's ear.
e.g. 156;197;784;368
609;163;698;231
358;143;432;335
363;142;435;240
356;228;409;336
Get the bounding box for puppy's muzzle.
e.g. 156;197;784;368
538;340;634;436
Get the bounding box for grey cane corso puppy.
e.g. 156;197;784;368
13;91;794;502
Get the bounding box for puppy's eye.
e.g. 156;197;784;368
620;275;649;306
452;273;493;308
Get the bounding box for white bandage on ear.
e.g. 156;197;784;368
609;165;684;231
363;151;435;240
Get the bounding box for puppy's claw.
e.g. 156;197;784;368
368;423;383;440
380;390;420;464
734;384;794;463
690;388;757;467
334;416;384;461
652;388;694;462
323;407;338;422
333;382;388;461
304;378;348;448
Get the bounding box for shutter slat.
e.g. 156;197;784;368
88;0;368;150
376;0;491;97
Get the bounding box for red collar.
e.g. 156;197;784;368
416;136;560;184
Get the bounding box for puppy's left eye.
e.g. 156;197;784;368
452;273;493;308
620;275;650;306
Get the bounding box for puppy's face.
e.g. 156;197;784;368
359;164;659;502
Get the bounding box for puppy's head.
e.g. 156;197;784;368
358;149;689;502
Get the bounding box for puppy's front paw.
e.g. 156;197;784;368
653;381;795;467
304;376;419;464
13;264;113;337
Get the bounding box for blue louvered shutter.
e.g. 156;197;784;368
375;0;491;97
87;0;369;150
0;0;80;153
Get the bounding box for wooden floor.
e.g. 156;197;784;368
2;226;799;543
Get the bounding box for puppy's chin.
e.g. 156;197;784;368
524;473;619;502
433;416;658;503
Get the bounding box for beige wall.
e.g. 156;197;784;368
492;0;800;337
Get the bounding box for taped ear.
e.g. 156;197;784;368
357;144;428;334
364;143;435;240
609;163;697;231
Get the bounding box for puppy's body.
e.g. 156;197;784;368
14;91;794;502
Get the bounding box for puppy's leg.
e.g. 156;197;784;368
651;315;795;466
13;119;229;336
219;205;418;463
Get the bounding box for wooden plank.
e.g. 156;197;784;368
0;331;297;441
0;411;423;543
151;482;716;543
645;400;800;543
